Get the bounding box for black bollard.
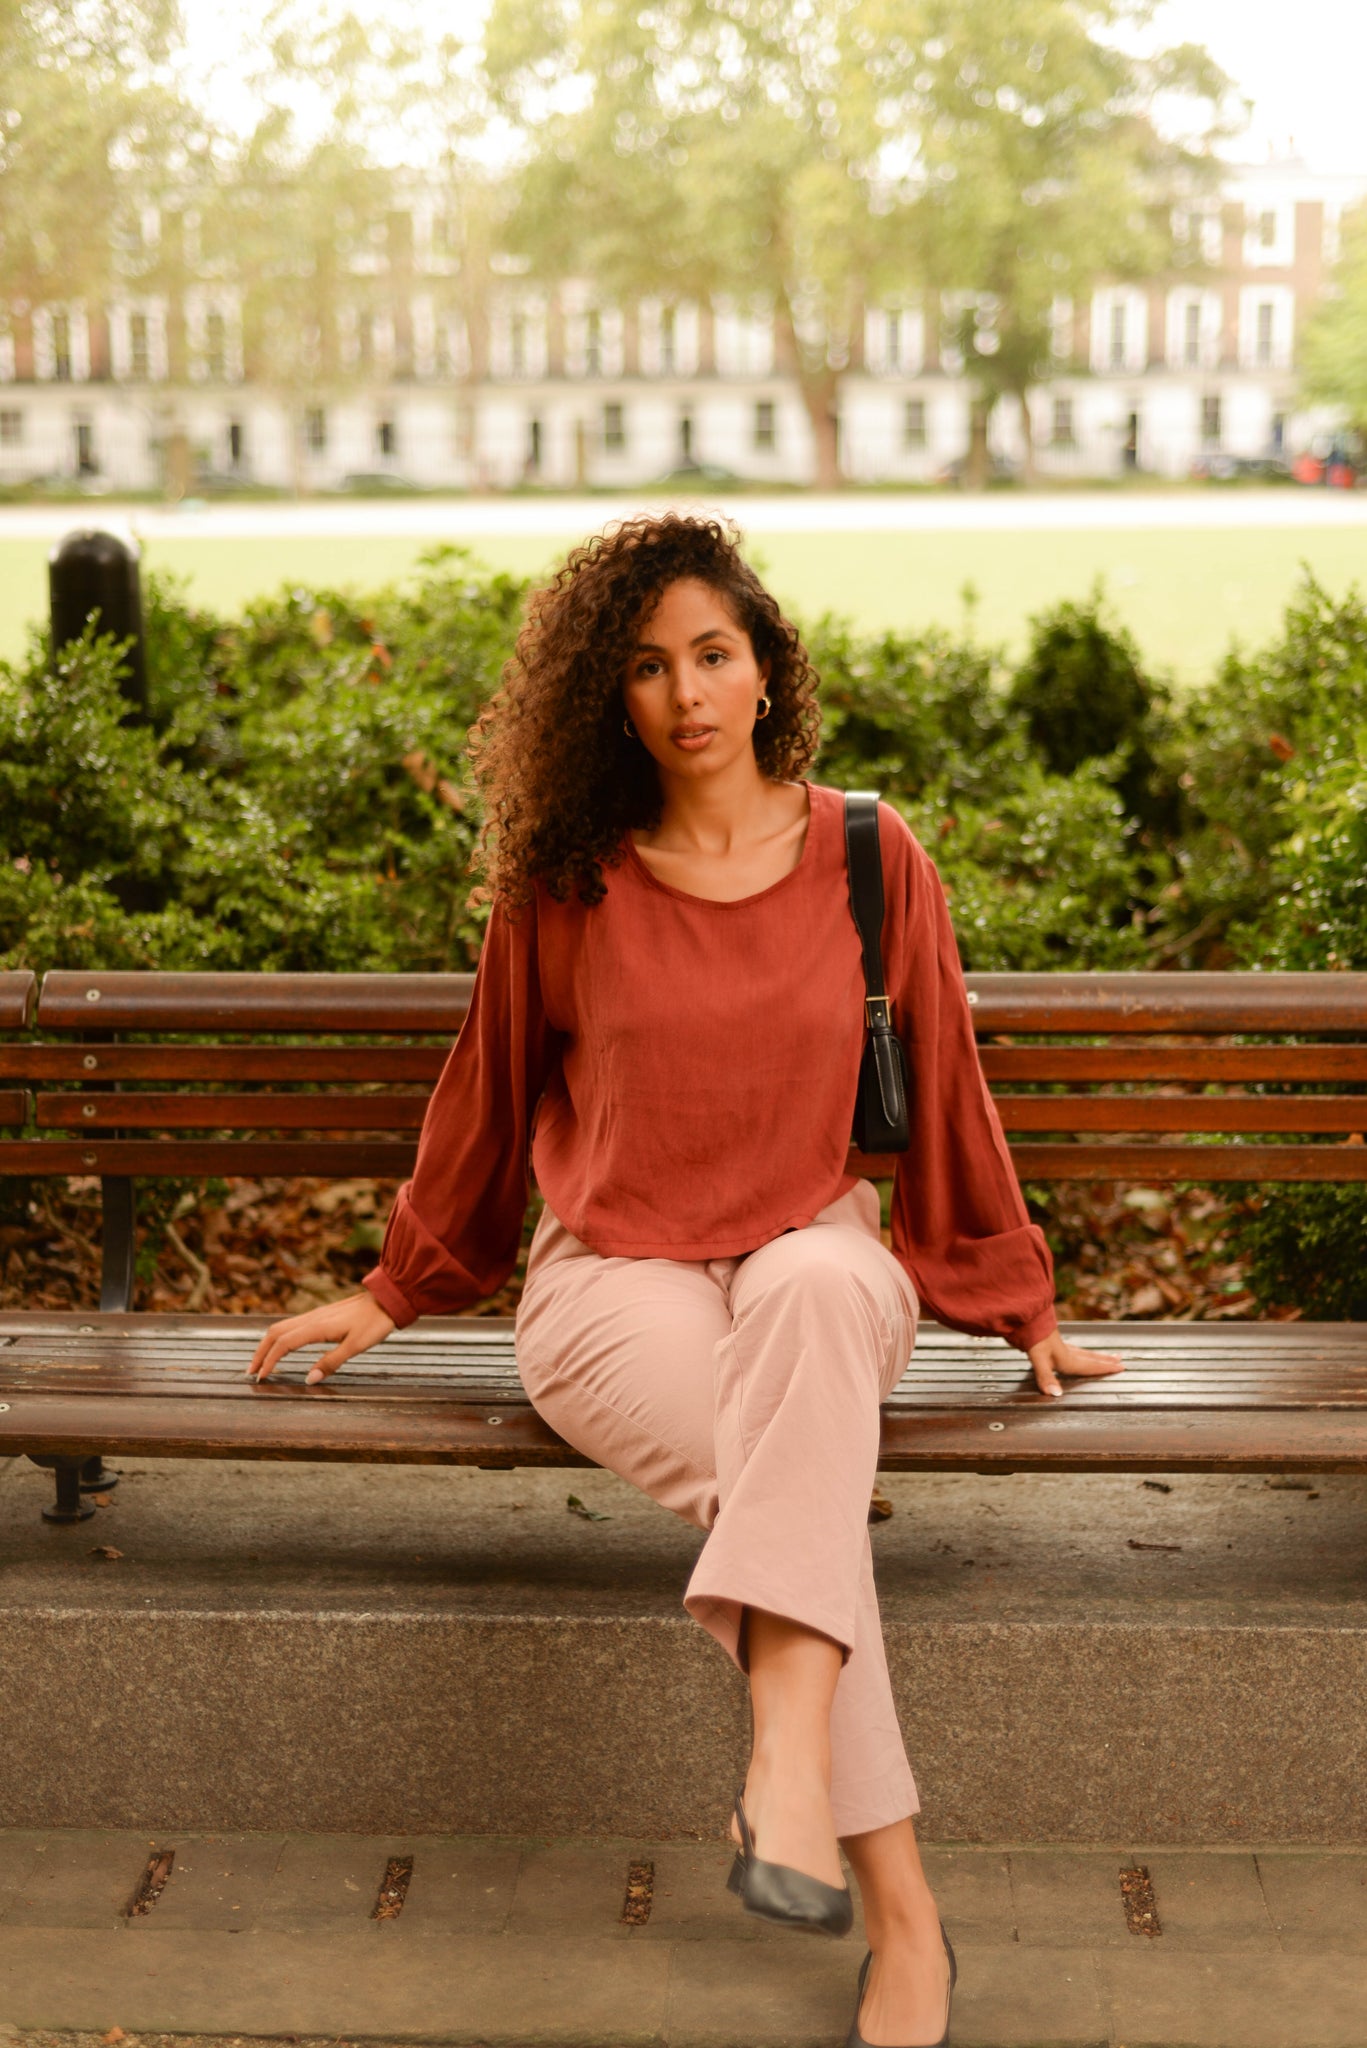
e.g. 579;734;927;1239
48;527;148;717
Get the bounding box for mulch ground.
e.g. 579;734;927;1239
0;1176;1297;1325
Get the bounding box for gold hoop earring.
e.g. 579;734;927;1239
623;717;638;739
755;694;771;720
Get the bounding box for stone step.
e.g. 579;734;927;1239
2;1830;1367;2046
3;1456;1367;1841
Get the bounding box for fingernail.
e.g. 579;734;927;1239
306;1369;321;1384
1050;1386;1062;1397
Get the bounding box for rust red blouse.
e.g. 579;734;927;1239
364;781;1058;1351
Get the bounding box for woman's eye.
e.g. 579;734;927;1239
701;649;727;665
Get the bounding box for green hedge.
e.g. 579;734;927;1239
4;556;1365;1313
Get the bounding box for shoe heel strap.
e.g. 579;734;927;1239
733;1789;756;1860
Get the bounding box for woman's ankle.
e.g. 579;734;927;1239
863;1888;943;1953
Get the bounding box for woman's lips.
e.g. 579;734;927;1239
671;726;716;750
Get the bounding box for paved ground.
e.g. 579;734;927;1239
2;1828;1366;2046
7;488;1367;537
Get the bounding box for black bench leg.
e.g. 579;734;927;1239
79;1456;118;1494
99;1175;136;1314
28;1455;98;1523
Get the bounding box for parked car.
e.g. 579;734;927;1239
333;471;424;494
1289;444;1359;488
1189;453;1295;483
648;459;747;490
932;452;1021;487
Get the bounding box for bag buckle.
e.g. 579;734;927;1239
865;996;892;1028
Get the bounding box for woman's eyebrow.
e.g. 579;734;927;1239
634;626;740;652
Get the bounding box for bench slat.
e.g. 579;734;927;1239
0;972;36;1031
0;1047;450;1083
35;969;1367;1037
35;1092;430;1131
0;1139;416;1177
38;971;477;1035
10;1047;1367;1093
9;1136;1367;1182
31;1092;1367;1138
979;1047;1367;1082
854;1142;1367;1181
0;1091;27;1129
4;1390;1366;1472
994;1097;1367;1133
5;1319;1364;1469
963;971;1367;1033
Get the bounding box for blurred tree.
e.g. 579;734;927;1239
869;0;1233;483
484;0;906;488
0;1;188;397
484;0;1230;488
1301;204;1367;439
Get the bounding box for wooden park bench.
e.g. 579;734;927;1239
2;965;1366;1525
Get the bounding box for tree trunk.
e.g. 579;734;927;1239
965;394;992;489
1016;388;1037;485
804;381;841;489
775;295;841;487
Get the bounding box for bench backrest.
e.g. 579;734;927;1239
2;968;1366;1188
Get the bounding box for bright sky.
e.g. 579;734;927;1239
177;0;1367;175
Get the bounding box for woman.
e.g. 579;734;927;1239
249;513;1123;2048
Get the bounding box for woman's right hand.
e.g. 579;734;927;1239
247;1290;397;1384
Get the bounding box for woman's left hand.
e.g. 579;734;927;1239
1025;1328;1125;1398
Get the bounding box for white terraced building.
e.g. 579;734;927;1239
1;157;1363;494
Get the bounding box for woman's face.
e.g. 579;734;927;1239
622;577;770;781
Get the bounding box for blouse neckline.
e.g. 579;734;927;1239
621;780;822;908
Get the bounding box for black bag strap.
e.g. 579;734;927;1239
844;791;890;1028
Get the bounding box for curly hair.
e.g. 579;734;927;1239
467;513;822;908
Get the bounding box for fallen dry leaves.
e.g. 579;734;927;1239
1;1175;1292;1325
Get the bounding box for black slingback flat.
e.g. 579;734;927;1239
724;1789;854;1938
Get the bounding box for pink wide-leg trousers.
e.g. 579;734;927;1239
514;1179;921;1838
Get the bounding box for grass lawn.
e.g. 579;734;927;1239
3;520;1366;681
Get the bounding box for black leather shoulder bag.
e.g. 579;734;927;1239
844;791;911;1153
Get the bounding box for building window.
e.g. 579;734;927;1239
1256;301;1275;368
886;312;902;372
1201;393;1221;447
1258;209;1277;249
51;311;72;381
1108;302;1127;370
0;408;22;446
585;309;602;377
903;397;926;448
527;417;542;474
509;314;526;377
129;313;149;380
206;310;226;380
1051;396;1075;448
227;420;245;468
754;399;776;452
304;406;327;454
377;418;397;458
1184;302;1201;368
1271;412;1285;453
602;400;625;451
74;420;96;474
678;407;694;460
660;305;676;375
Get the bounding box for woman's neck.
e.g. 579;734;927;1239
631;771;811;902
650;753;790;856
